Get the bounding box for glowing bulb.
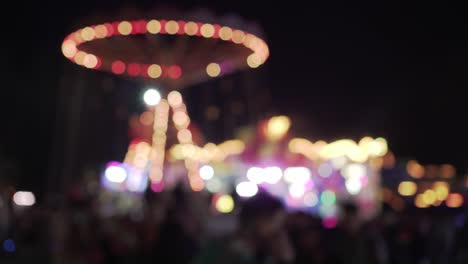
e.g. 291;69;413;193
446;193;463;208
318;163;333;177
177;129;192;143
341;163;366;179
284;167;311;184
303;192;318;207
83;54;98;68
232;30;245;44
247;53;262;68
415;194;429;208
398;181;417;196
422;190;436;205
264;166;283;184
219;26;233;40
206;62;221;77
247;167;264;184
143;88;161;106
236;181;258;198
184;21;198;35
320;190;336;205
74;51;87;65
200;23;215;38
289;183;306;198
147;64;162;78
199;165;214;180
345;179;362;195
147;20;161;33
12;191;36;206
168;91;183;107
173;111;189;127
94;25;108;38
80;27;95;41
216;194;234;213
118;21;132;35
111;60;125;74
433;182;449;200
105;165;127;183
266;115;291;141
165;20;179;34
61;40;77;58
407;160;425;179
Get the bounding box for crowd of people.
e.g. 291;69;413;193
1;182;468;264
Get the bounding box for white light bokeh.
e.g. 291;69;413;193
199;165;215;180
13;191;36;206
105;165;127;183
345;178;362;195
247;167;264;184
143;88;161;106
341;163;366;179
289;183;306;198
284;167;311;184
236;181;259;197
264;166;282;184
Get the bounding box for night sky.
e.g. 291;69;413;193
1;1;466;192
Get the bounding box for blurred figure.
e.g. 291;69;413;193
194;191;294;264
325;203;372;264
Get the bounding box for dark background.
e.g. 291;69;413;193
1;1;466;194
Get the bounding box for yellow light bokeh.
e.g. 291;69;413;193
232;30;245;44
219;26;233;40
422;189;436;205
433;181;449;200
446;193;463;208
200;23;215;38
168;91;183;108
415;194;429;208
118;21;132;35
80;27;95;41
398;181;417;196
206;63;221;77
74;51;87;65
407;160;425;179
184;21;198;35
83;54;98;68
147;20;161;34
94;25;108;38
147;64;162;78
247;54;262;68
215;194;234;213
165;20;179;35
266;116;291;141
61;40;77;58
177;129;192;143
173;111;189;127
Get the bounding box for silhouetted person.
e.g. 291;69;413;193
194;191;294;264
